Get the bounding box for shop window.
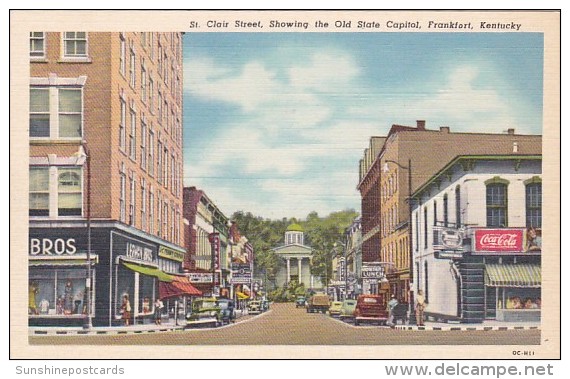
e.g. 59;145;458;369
138;274;155;316
486;183;508;227
29;268;88;316
495;288;541;310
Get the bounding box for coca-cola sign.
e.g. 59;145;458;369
473;229;524;254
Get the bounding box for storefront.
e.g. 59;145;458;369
29;222;187;327
471;228;541;323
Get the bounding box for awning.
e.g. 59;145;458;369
122;262;173;282
236;292;249;300
159;276;202;299
485;264;541;288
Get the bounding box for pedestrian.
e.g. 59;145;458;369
387;294;398;326
154;298;164;325
415;290;426;326
121;294;131;326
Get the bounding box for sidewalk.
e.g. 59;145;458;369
30;310;252;336
391;319;541;331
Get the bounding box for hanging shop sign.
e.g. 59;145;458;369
209;232;220;270
187;272;221;283
472;228;526;254
231;263;252;284
433;226;465;251
361;264;385;279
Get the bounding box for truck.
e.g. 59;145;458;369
353;294;389;326
306;293;330;313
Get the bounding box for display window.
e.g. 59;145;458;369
29;267;89;316
495;287;541;310
138;273;155;316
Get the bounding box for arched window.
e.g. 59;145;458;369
433;200;438;226
443;194;449;227
423;206;428;248
455;186;461;227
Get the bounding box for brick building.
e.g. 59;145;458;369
28;32;186;326
357;121;542;306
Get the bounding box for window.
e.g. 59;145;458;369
415;212;419;252
443;194;449;227
58;89;82;138
148;129;155;177
119;34;126;76
526;182;542;228
157;91;163;122
423;207;428;248
149;77;154;113
30;32;45;58
157;193;162;235
129;49;136;88
129;109;136;160
455;186;461;227
163;149;168;189
63;32;87;57
163;200;168;239
486;183;508;227
30;87;82;139
141;179;147;231
141;64;147;102
120;165;126;223
129;175;136;226
29;166;83;217
29;167;50;216
140;118;147;170
424;261;429;303
149;188;155;234
158;42;163;76
157;140;163;183
119;98;126;150
433;200;438;226
29;88;50;137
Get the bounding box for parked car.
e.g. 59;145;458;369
186;298;222;327
328;301;343;317
354;294;389;326
306;293;330;313
216;298;236;325
339;299;357;322
295;296;307;308
248;300;262;314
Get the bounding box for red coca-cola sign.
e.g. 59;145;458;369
473;229;524;253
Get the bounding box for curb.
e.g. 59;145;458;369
392;325;541;331
30;325;186;336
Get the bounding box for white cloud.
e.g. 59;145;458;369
289;51;360;92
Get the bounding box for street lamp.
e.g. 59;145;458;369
383;158;415;325
75;143;92;330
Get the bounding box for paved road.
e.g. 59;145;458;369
29;302;541;345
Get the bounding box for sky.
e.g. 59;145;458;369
182;32;543;220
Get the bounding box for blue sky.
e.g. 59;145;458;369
182;32;543;220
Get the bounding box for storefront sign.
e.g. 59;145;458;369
473;228;524;254
30;238;77;255
158;246;185;262
361;264;385;279
435;251;464;259
433;226;465;251
209;233;220;270
126;242;154;262
231;263;252;284
187;272;214;283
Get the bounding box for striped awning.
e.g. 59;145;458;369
485;264;541;288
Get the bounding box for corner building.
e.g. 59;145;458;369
357;121;542;307
28;32;185;326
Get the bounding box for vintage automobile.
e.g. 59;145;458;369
216;298;236;325
338;299;357;322
328;301;344;317
306;293;330;313
185;298;222;327
353;294;389;326
295;296;307;308
248;300;262;314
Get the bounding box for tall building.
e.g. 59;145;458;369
357;121;542;306
28;32;185;326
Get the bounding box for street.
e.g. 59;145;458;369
29;302;540;346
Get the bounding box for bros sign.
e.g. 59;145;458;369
30;238;77;255
473;228;524;254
